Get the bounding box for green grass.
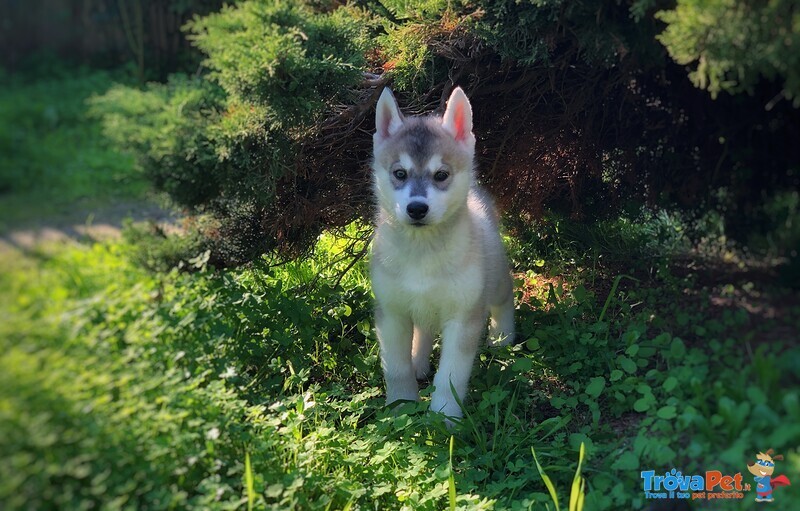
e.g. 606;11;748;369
1;218;799;509
0;70;149;231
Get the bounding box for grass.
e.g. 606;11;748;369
1;71;799;510
0;69;150;231
2;220;799;509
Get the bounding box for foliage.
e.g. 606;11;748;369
91;1;377;263
656;0;800;105
121;219;208;272
187;1;374;126
90;75;225;209
90;0;799;266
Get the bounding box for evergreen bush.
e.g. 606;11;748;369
657;0;800;105
92;0;800;266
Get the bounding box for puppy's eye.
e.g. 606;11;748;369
433;170;449;182
393;169;407;180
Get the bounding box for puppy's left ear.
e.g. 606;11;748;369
442;87;473;143
375;88;404;141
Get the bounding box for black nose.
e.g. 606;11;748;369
406;201;429;220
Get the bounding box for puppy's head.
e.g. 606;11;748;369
372;87;475;228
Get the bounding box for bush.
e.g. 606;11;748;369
91;76;224;208
121;219;208;272
93;0;800;266
93;1;377;264
657;0;800;105
189;1;375;126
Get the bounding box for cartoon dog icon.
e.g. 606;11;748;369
747;449;791;502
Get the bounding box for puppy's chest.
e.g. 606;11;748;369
400;262;476;293
380;256;484;317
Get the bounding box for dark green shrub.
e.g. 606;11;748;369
188;1;375;125
92;1;377;264
91;75;225;208
121;220;208;272
93;0;800;267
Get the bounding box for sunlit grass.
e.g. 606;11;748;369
1;225;798;509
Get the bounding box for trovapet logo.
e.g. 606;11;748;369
641;469;749;501
641;448;794;503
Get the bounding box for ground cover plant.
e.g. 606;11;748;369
2;206;799;509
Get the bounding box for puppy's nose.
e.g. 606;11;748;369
406;202;429;220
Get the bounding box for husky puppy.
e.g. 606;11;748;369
370;86;515;420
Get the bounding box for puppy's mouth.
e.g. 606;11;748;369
411;221;427;227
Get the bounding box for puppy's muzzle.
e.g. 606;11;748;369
406;201;429;221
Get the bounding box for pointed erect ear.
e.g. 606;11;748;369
375;88;403;140
442;87;473;142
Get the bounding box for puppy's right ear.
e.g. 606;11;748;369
375;88;403;141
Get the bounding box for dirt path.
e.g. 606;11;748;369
0;200;178;253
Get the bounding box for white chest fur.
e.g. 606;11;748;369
371;216;487;330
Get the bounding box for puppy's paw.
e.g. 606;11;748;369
430;393;463;422
385;379;420;406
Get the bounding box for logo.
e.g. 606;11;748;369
641;469;749;501
746;449;791;503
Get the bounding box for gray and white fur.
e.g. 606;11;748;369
370;86;515;421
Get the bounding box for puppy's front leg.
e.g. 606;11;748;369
430;316;483;419
412;326;434;380
376;308;418;405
